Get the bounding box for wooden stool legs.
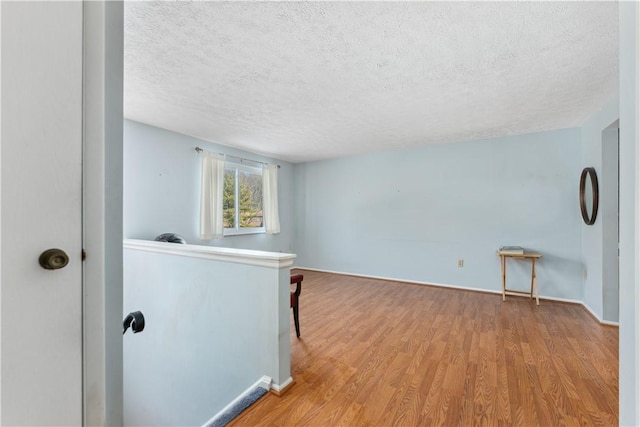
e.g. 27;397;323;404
292;303;300;337
290;274;303;338
498;252;541;305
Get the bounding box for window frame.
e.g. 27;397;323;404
223;161;265;236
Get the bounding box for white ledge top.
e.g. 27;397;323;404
123;239;296;269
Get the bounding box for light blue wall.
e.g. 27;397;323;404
123;243;292;426
618;2;639;425
579;97;619;319
601;126;619;323
124;120;295;253
294;128;583;300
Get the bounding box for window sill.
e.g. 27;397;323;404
224;228;266;237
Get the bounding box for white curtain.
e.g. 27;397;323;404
200;152;226;240
262;164;280;234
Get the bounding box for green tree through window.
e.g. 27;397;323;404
224;164;264;232
223;169;236;228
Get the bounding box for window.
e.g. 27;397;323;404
223;162;264;235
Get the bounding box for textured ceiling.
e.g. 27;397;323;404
124;1;618;163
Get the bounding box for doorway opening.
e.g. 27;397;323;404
601;120;619;322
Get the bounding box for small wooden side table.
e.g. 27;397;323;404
497;251;542;305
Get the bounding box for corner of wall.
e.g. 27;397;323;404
618;1;640;424
578;94;620;320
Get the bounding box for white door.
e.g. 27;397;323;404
1;2;84;424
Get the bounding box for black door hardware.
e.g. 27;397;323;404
123;311;145;335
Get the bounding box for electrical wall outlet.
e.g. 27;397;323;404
457;259;464;268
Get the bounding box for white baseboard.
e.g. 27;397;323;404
600;320;619;326
202;375;271;427
582;302;620;326
258;376;272;390
271;376;293;393
293;266;618;326
294;266;502;295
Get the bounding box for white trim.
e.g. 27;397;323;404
83;2;124;424
0;2;3;420
258;376;272;390
201;376;271;427
223;227;266;236
600;320;620;327
225;158;263;174
124;239;295;269
294;266;616;325
634;4;640;424
582;302;620;326
293;266;496;292
270;376;293;393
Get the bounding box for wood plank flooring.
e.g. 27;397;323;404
231;270;618;426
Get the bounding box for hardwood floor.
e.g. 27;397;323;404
231;270;618;426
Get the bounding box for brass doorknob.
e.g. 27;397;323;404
39;249;69;270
